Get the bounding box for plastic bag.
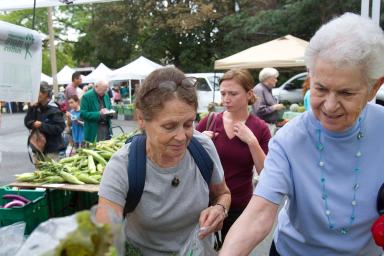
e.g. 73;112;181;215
178;225;217;256
0;222;26;255
16;205;125;256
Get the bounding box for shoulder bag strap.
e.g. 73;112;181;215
205;112;217;131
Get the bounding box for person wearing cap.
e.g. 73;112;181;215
24;81;66;161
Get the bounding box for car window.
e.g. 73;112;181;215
289;76;306;90
196;78;211;91
207;76;221;91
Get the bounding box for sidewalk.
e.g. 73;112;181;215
111;118;138;135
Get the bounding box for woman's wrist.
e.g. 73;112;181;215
215;203;228;218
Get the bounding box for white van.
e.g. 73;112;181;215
187;73;223;113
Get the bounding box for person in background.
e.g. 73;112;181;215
196;68;271;247
80;80;112;143
220;13;384;256
302;77;311;111
66;95;84;149
24;81;65;161
54;86;67;113
76;85;84;100
65;71;82;104
96;67;231;255
252;67;285;134
112;86;122;104
120;82;129;98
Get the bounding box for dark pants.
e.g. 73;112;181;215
269;241;281;256
215;208;244;249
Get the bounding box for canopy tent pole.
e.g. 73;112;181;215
32;0;37;29
129;80;132;104
48;7;58;92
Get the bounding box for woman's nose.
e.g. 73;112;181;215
323;93;340;112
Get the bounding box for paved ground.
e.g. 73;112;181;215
0;113;274;255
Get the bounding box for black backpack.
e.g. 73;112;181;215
123;134;213;216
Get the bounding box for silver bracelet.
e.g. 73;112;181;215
215;203;228;217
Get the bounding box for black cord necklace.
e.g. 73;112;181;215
171;175;180;187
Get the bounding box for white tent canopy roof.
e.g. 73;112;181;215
108;56;163;81
56;65;74;85
41;73;53;84
214;35;309;70
82;63;111;84
0;0;121;11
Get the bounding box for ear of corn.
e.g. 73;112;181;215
15;131;138;185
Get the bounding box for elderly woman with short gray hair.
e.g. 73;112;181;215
252;67;285;133
220;13;384;255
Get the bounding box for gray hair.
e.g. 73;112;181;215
259;68;279;83
305;12;384;89
40;81;53;97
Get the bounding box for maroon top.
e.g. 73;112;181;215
196;112;271;210
65;83;77;104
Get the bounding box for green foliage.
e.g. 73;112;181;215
0;7;78;76
0;0;381;74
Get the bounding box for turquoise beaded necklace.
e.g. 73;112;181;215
316;117;363;235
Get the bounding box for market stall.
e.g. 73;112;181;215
0;132;132;238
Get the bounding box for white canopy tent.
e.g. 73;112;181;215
82;63;111;84
41;73;53;84
214;35;309;70
56;65;74;85
108;56;163;81
108;56;163;103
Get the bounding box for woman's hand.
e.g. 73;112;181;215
198;204;227;239
33;121;42;129
233;122;259;146
202;131;219;140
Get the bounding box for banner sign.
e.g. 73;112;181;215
0;21;42;102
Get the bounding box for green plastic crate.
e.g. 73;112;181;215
75;191;98;211
48;189;76;217
48;190;98;217
0;187;48;234
123;107;133;115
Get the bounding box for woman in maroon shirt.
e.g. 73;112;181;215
196;69;271;246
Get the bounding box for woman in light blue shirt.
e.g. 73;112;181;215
220;13;384;256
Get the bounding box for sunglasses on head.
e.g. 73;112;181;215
142;77;198;98
377;183;384;215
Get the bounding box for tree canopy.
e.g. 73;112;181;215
1;0;380;74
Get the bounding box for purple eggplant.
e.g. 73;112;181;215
3;200;26;208
2;194;30;204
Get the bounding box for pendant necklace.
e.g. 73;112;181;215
316;117;363;235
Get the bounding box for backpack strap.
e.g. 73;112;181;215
187;137;213;185
123;135;213;215
123;134;147;216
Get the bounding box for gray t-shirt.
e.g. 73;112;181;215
98;131;224;255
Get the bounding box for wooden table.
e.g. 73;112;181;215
9;182;99;192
